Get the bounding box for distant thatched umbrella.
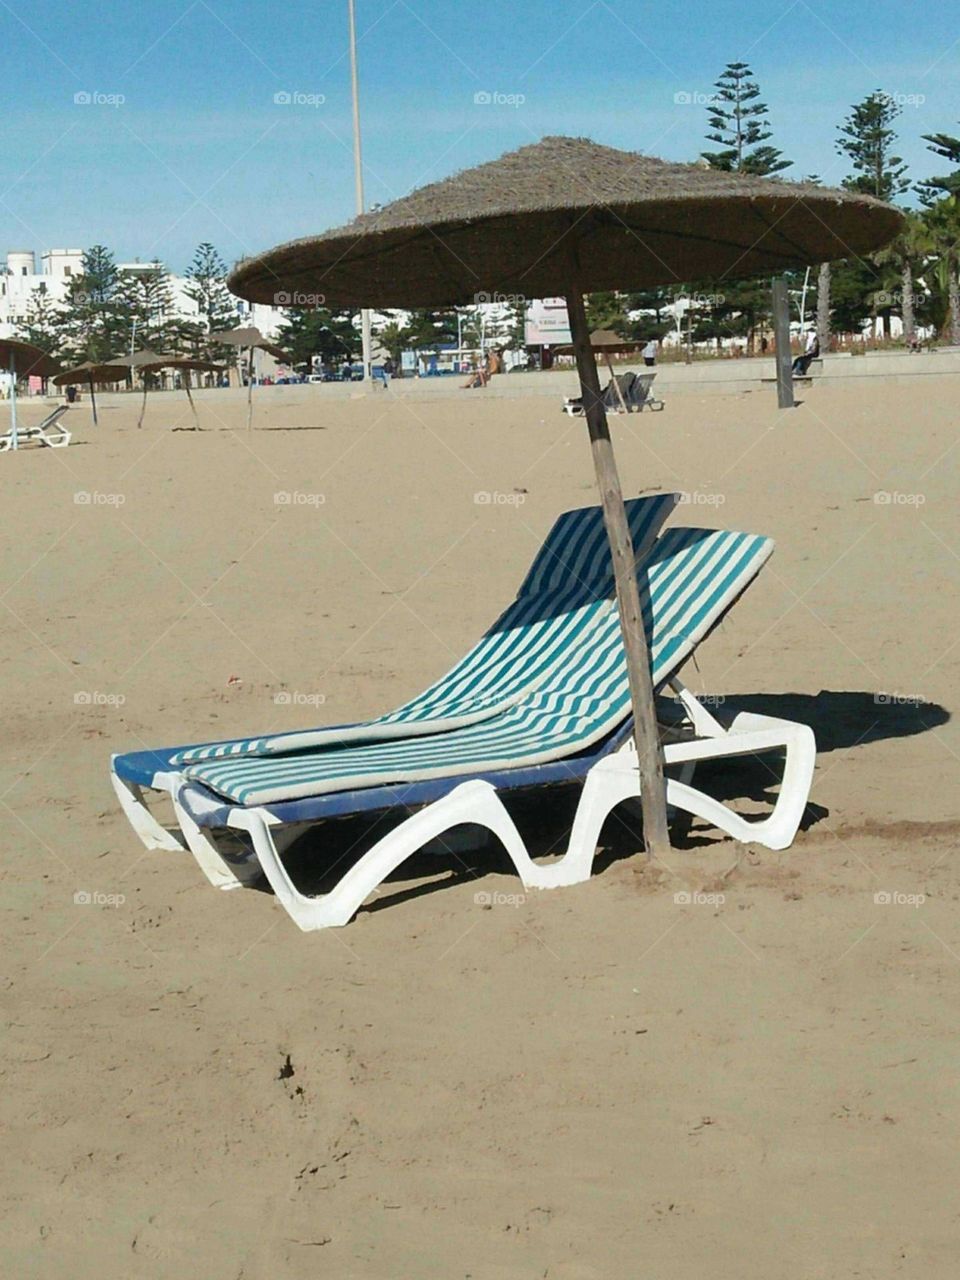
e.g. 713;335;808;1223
0;339;60;451
556;329;641;411
53;359;128;426
113;349;167;427
113;351;223;428
228;135;902;855
211;325;291;429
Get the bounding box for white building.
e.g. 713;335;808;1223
0;248;287;342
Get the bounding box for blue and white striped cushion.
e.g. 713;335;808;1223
170;493;676;767
185;528;773;806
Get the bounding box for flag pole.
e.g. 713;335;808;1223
348;0;373;383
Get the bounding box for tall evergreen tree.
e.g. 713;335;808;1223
917;124;960;203
15;283;62;355
184;242;237;360
115;262;176;354
60;245;122;362
701;61;791;175
275;307;360;368
836;91;910;201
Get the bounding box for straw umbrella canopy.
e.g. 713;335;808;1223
228;135;903;855
0;339;61;451
53;359;129;426
211;325;291;428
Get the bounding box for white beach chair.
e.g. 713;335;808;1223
0;405;72;452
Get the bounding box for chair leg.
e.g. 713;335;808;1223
111;770;185;853
171;791;264;891
227;780;539;930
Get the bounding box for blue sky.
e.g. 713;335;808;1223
2;0;958;272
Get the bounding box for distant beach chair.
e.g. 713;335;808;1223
111;495;815;930
0;405;72;452
563;371;663;416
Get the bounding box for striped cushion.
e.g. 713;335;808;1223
170;493;676;766
185;528;773;806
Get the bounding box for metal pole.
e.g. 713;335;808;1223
565;281;670;858
9;355;17;450
772;276;795;409
348;0;373;382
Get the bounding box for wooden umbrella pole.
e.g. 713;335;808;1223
89;375;98;426
184;369;200;430
605;352;629;413
138;378;148;429
565;283;670;857
247;348;254;429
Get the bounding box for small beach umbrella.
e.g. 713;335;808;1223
0;339;60;451
211;326;291;429
113;349;167;427
228;135;902;855
53;359;129;426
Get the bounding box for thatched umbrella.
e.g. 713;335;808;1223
228;135;902;856
52;359;129;426
113;352;223;428
0;339;60;451
113;349;167;428
211;325;291;429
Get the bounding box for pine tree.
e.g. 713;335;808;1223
836;92;910;201
115;262;176;355
274;308;360;369
15;283;62;355
184;242;237;360
917;125;960;203
60;245;121;362
701;61;791;175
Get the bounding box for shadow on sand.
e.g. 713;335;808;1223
268;690;949;913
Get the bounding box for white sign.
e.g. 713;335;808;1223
525;297;571;346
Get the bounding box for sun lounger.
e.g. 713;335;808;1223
112;502;815;929
0;404;72;452
563;371;663;416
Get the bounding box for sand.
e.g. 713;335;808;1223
2;377;958;1278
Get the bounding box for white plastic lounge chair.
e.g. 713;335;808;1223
0;404;72;452
112;503;815;930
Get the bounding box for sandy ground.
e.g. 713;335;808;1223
2;377;958;1278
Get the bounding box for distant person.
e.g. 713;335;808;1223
792;329;819;375
642;338;657;367
65;385;78;403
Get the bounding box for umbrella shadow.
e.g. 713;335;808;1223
269;688;950;913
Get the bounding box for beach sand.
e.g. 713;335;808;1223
2;377;958;1277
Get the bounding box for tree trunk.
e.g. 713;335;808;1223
901;260;915;345
816;262;831;352
951;261;960;345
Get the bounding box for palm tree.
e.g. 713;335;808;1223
923;197;960;343
871;211;930;345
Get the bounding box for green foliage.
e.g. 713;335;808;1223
837;91;910;201
701;61;791;175
274;307;360;368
